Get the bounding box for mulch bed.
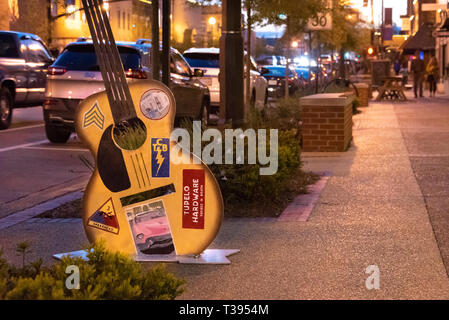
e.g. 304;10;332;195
38;170;320;219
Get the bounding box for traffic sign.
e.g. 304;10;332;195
307;0;333;31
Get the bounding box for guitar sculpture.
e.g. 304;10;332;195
76;0;223;256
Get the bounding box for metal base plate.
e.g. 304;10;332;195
54;249;240;265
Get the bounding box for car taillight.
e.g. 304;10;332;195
47;67;67;76
125;68;147;79
43;99;59;108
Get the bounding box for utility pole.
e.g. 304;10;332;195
285;15;290;99
245;0;252;108
220;0;244;128
151;0;160;81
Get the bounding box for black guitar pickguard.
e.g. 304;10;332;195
97;125;131;193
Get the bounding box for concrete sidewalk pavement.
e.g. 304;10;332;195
1;98;449;299
169;101;449;299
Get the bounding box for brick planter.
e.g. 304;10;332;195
353;83;369;107
300;93;354;152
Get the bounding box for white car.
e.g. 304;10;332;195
183;48;268;111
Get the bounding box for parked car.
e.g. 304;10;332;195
183;47;268;111
262;66;304;98
44;39;210;143
256;55;287;67
0;31;54;129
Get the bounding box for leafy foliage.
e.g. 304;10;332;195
0;242;185;300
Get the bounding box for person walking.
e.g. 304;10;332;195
411;51;425;98
426;56;439;98
394;59;401;76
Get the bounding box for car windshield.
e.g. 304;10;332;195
265;67;294;77
0;34;19;58
53;44;140;71
183;53;219;68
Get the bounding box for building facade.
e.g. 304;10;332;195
50;0;152;51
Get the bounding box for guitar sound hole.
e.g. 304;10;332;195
113;118;147;151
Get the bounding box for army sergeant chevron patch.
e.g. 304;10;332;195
83;103;105;130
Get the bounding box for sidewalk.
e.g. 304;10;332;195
1;97;449;299
172;98;449;299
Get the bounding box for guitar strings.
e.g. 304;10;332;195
96;0;135;113
82;0;136;123
90;0;128;110
82;0;120;114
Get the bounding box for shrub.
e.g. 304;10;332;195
0;242;185;300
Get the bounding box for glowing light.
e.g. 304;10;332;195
291;41;299;48
367;47;374;55
208;17;216;25
66;4;76;14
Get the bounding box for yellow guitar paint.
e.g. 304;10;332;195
76;80;224;256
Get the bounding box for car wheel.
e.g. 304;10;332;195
45;123;72;143
0;88;13;130
200;99;210;126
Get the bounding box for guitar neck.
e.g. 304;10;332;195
81;0;137;124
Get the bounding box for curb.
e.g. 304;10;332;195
0;191;83;230
277;172;331;222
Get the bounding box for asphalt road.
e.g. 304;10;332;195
0;106;91;218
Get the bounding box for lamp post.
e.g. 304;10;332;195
220;0;244;128
209;16;216;46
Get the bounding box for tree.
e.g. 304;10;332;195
252;0;326;98
319;0;371;78
195;0;325;99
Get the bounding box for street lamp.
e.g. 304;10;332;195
291;40;299;48
208;17;216;47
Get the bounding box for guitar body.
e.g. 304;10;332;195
76;80;224;256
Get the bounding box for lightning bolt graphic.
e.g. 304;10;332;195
155;149;165;176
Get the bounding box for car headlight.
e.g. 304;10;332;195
136;233;144;240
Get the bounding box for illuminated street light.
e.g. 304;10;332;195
209;17;217;25
66;5;76;14
103;2;109;11
291;41;299;48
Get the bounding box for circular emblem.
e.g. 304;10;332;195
140;89;171;120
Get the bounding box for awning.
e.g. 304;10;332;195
400;23;436;54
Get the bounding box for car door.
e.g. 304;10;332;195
0;33;29;104
170;52;202;118
23;39;53;103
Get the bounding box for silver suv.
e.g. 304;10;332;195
44;39;210;143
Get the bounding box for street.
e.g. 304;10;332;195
0;106;91;218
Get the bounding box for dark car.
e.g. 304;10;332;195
44;39;210;143
262;66;303;98
0;31;54;129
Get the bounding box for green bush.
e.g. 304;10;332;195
0;243;185;300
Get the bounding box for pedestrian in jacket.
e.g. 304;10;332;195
426;56;439;97
411;52;425;98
